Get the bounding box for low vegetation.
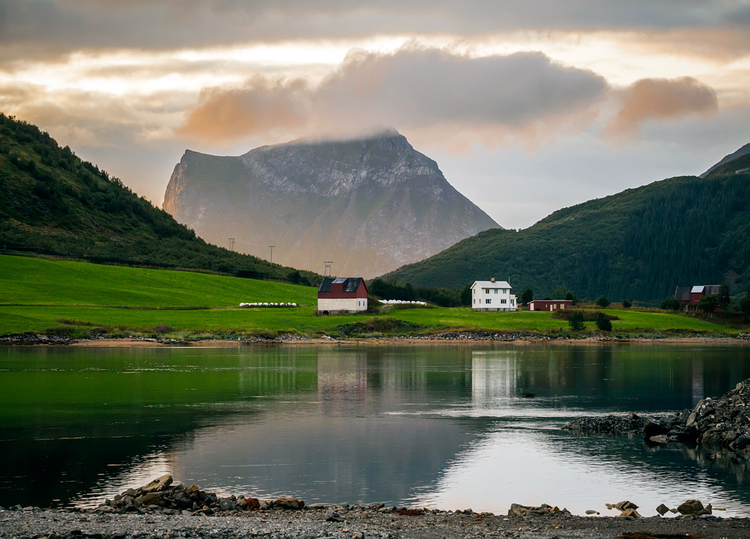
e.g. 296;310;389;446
1;255;746;341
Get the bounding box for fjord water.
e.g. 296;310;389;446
2;344;750;516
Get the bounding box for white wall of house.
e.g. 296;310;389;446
318;297;367;313
470;280;517;311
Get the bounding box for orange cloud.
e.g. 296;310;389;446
177;75;309;142
606;77;718;139
178;46;608;147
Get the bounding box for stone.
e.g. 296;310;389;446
585;510;599;515
141;475;173;494
245;497;260;510
273;497;305;510
656;504;670;516
134;493;166;507
326;509;345;522
619;508;641;518
643;419;669;439
218;498;235;511
649;435;669;444
614;501;638;511
352;533;365;539
677;500;704;515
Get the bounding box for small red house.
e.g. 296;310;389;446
675;285;722;311
317;277;368;315
528;299;572;312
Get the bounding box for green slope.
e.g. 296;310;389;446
0;114;319;284
0;254;738;337
383;156;750;302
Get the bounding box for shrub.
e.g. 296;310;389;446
622;299;632;308
596;312;613;331
595;296;611;308
741;289;750;320
660;297;681;311
568;311;585;331
698;294;719;314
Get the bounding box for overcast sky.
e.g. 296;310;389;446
2;0;749;228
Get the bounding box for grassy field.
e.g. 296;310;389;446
0;254;745;339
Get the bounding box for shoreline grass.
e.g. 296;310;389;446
1;254;747;340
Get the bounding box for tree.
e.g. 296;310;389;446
521;288;533;305
460;283;472;306
698;294;719;314
596;312;613;331
596;296;611;308
741;289;750;320
553;286;568;300
622;299;632;308
719;283;730;311
569;311;585;331
660;297;681;310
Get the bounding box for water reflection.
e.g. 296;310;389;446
2;344;750;515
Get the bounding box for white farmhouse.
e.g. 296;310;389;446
471;279;517;311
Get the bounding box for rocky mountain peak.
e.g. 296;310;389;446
163;133;498;277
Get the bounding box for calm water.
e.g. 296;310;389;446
2;343;750;516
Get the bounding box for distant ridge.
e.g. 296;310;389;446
163;132;499;277
383;152;750;302
701;143;750;177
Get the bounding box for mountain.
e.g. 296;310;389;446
0;114;319;284
382;150;750;303
163;132;498;277
701;143;750;177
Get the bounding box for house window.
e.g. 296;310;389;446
484;289;490;294
485;299;491;304
501;299;507;304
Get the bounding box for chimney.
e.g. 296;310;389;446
491;278;495;283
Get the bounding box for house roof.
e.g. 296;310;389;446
471;280;512;289
318;277;365;293
674;286;692;302
691;285;705;294
529;299;572;304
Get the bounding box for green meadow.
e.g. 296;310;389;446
0;254;743;339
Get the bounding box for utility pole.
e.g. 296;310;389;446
228;237;235;251
324;260;333;276
268;245;275;264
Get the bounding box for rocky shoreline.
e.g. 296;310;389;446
2;331;749;347
564;378;750;456
4;475;750;539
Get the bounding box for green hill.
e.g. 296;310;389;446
0;114;319;284
383;154;750;303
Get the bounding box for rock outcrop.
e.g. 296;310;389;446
163;131;498;277
564;378;750;456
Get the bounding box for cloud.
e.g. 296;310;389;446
605;77;718;139
178;46;609;147
1;0;745;57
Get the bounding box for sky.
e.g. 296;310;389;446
1;0;749;229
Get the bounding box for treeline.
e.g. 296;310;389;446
369;278;470;307
384;166;750;303
0;114;320;286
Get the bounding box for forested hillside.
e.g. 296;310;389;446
384;156;750;303
0;114;319;284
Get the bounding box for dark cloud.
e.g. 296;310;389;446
605;77;719;139
0;0;744;55
178;47;609;145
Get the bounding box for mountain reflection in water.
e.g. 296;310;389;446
1;344;750;515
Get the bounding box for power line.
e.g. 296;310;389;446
268;245;275;264
228;237;235;251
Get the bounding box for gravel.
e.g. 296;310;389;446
3;504;750;539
